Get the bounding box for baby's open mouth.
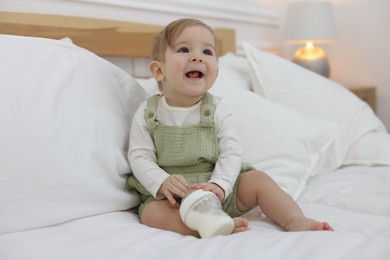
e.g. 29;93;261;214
186;71;204;78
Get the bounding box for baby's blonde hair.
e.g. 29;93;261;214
151;18;219;62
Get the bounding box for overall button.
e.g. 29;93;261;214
147;112;154;119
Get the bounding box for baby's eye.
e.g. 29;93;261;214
178;47;189;53
203;49;214;56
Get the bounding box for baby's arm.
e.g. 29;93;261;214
209;97;242;200
128;103;172;199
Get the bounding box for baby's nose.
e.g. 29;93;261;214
192;57;203;62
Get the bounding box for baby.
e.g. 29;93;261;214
127;18;333;237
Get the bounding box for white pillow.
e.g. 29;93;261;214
136;77;159;96
0;35;147;234
243;42;387;173
218;52;252;90
210;68;338;199
344;132;390;166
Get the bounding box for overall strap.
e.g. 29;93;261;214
200;92;215;127
144;93;215;129
144;94;160;130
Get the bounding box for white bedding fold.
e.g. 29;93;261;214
299;166;390;217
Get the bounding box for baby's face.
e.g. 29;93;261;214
158;25;218;107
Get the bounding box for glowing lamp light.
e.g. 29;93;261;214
283;1;336;77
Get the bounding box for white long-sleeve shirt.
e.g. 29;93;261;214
128;94;243;200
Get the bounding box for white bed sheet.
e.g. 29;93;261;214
1;166;390;260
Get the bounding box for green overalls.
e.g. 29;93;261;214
127;93;254;217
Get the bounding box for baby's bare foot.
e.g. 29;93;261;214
232;217;249;233
286;218;334;231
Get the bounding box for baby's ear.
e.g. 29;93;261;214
149;61;164;82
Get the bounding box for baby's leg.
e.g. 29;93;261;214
287;218;333;231
235;170;333;232
141;200;199;237
232;217;249;233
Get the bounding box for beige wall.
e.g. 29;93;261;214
329;0;390;130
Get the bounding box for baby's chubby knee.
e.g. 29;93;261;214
242;169;270;179
140;200;179;225
240;170;277;187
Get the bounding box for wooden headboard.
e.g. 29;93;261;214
0;12;236;57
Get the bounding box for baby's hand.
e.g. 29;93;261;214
159;174;189;206
190;182;225;202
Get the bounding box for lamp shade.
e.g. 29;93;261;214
283;1;336;44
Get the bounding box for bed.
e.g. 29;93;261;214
1;12;390;260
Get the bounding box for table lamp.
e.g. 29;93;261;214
283;1;336;77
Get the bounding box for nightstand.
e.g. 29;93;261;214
348;86;376;112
